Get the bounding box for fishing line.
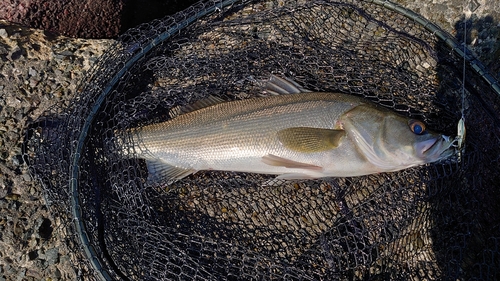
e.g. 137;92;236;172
456;1;469;160
461;10;467;119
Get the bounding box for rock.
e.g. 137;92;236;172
0;188;7;199
25;268;42;279
15;267;26;281
5;193;20;201
44;247;60;266
0;0;124;39
0;0;202;39
9;47;23;60
0;45;8;55
38;218;53;240
53;267;62;278
28;67;37;77
0;19;114;281
0;29;7;38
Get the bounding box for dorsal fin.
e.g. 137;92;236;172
169;95;226;118
263;75;312;95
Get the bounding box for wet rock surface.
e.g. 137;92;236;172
0;0;123;38
0;0;198;38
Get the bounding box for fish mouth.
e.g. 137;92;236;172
418;135;455;161
419;138;439;154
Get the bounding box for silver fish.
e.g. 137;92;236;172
118;76;455;183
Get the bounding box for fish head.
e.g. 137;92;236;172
341;104;455;171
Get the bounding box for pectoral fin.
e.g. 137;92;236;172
277;127;345;153
145;158;196;184
262;154;322;170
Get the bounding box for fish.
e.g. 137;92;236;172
117;75;455;183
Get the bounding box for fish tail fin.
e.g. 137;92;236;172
111;128;138;158
112;128;195;184
145;158;196;184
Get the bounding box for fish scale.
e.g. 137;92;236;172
120;78;455;183
130;94;356;166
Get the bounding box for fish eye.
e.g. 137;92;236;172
409;120;426;135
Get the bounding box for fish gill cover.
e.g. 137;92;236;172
24;0;500;280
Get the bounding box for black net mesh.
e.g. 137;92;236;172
24;0;500;280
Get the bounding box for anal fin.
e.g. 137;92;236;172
145;158;196;184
